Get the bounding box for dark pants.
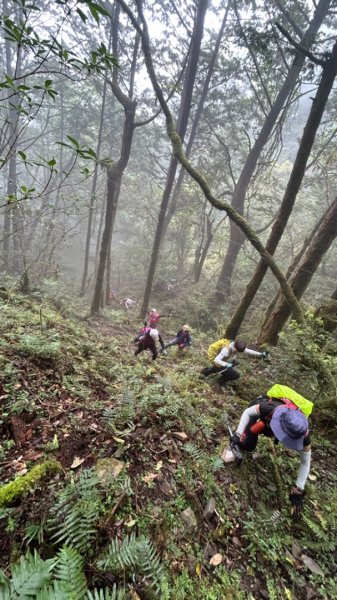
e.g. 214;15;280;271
201;365;240;384
135;338;157;360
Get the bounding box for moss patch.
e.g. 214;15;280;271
0;459;62;507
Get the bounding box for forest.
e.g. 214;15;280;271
1;0;337;598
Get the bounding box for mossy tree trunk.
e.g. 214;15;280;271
225;37;337;339
258;196;337;345
214;0;332;301
118;0;305;325
140;0;209;318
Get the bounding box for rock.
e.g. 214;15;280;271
158;479;173;496
203;498;216;519
301;554;324;576
96;458;125;482
221;448;235;463
182;507;197;530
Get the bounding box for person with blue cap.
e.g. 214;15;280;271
229;392;312;516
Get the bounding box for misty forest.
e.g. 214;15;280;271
1;0;337;598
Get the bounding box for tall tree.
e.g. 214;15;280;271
225;37;337;338
214;0;332;301
91;6;138;315
140;0;209;317
118;0;305;324
258;195;337;345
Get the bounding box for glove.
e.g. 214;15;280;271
261;351;269;359
289;487;306;517
230;433;241;447
226;362;234;369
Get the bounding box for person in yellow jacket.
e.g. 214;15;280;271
201;339;268;389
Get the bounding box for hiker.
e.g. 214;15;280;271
228;385;313;516
134;327;165;360
124;297;137;310
201;339;268;388
162;324;192;352
145;308;162;328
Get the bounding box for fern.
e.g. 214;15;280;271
302;539;336;552
24;522;45;546
47;469;102;552
0;551;55;599
97;533;164;591
266;577;278;600
184;443;203;461
0;548;125;600
54;546;87;599
36;580;70;600
136;538;165;591
86;585;126;600
156;398;184;417
302;514;329;540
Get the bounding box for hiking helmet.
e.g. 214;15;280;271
270;407;308;450
234;339;246;352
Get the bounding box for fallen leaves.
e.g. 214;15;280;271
209;553;222;566
70;456;85;469
301;554;324;576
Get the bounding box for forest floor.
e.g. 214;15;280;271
0;289;337;599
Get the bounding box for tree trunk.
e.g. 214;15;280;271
225;37;337;338
91;6;137;315
194;210;212;283
91;95;136;315
258;196;337;345
140;0;208;317
215;0;331;301
3;0;20;272
81;10;116;297
162;4;229;235
119;0;305;324
80;72;109;296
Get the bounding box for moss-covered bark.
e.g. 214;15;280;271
0;459;62;507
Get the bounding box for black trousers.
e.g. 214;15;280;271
135;339;157;360
201;365;240;384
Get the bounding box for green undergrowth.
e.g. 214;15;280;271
0;289;337;599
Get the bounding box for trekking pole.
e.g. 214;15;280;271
223;414;243;467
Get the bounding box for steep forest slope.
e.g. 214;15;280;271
0;290;336;600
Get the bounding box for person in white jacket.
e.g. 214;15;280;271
229;394;311;516
202;339;267;388
134;328;164;360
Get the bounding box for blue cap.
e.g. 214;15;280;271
270;407;308;450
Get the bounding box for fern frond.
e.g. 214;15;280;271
54;546;87;599
136;538;165;591
48;469;102;552
97;534;164;591
1;551;55;598
50;507;98;552
86;584;126;600
36;580;70;600
184;443;203;461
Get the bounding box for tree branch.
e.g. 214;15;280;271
275;22;326;66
